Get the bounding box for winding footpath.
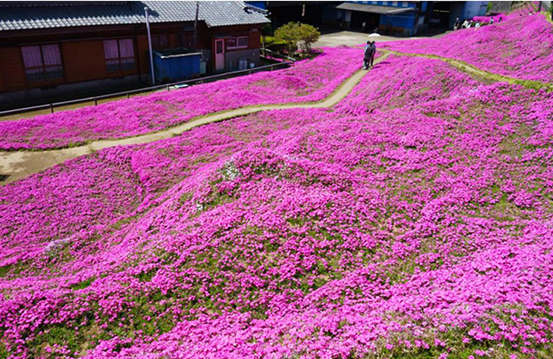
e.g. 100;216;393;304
1;49;552;184
381;49;553;91
0;53;389;184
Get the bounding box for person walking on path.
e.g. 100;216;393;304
454;17;460;30
368;41;376;68
363;41;373;70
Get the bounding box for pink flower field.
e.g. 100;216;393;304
472;14;506;24
0;47;363;151
1;9;553;359
382;12;553;84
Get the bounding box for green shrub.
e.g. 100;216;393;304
274;22;321;57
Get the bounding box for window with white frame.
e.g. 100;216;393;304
21;44;64;82
227;36;248;49
103;39;135;73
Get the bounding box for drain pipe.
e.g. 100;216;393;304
145;7;156;85
194;1;199;48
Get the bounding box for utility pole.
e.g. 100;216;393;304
194;1;199;48
145;7;155;85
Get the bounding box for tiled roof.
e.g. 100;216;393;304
0;2;141;31
136;1;269;27
0;1;269;32
336;2;416;14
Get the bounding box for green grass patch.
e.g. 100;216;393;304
70;277;95;290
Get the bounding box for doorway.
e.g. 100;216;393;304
214;39;225;72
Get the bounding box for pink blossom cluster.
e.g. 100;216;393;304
472;14;505;24
381;13;553;83
0;47;363;151
1;44;553;358
335;54;480;115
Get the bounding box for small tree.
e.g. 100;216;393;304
275;22;320;57
297;23;320;54
274;22;300;55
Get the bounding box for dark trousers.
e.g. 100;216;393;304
364;55;372;68
369;54;375;67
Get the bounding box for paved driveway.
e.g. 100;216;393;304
314;30;449;48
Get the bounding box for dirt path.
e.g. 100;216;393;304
3;48;551;185
0;53;390;184
382;49;553;91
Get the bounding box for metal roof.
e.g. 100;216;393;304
336;2;416;15
135;1;269;27
0;1;270;32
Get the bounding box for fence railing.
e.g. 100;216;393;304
260;48;297;63
0;61;293;117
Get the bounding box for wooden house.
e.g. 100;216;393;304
0;1;269;109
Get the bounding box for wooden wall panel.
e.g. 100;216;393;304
0;47;26;92
0;65;5;93
61;40;107;83
136;34;150;74
0;21;265;93
248;27;261;49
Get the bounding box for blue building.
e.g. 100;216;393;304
246;1;267;10
333;1;488;36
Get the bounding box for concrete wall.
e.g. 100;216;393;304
224;48;260;71
489;1;512;13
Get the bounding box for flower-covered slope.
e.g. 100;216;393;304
0;47;362;151
382;13;553;83
335;54;481;115
0;108;327;275
2;49;553;358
